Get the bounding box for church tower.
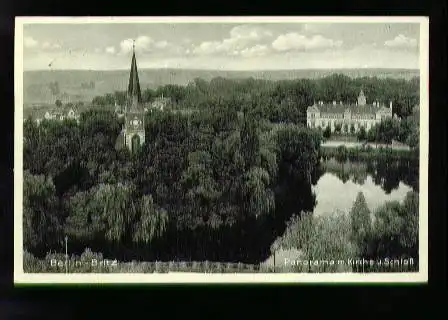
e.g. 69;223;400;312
123;42;145;153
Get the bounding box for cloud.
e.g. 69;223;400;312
154;40;168;49
42;41;62;50
105;46;116;54
384;34;418;49
24;36;39;48
192;25;274;56
118;36;181;56
24;36;63;52
301;23;333;34
240;44;269;58
119;36;154;54
229;25;273;40
272;33;343;52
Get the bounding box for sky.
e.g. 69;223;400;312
22;21;420;71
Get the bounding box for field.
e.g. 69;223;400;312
23;68;419;105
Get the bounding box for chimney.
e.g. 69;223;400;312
389;101;392;109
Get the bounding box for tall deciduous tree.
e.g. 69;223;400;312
368;191;419;269
272;211;356;272
94;183;136;243
349;192;372;257
23;171;61;250
133;195;169;244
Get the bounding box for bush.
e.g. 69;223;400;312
334;123;342;134
168;261;177;272
191;261;201;272
357;126;367;141
335;145;348;162
323;125;331;139
350;124;356;135
178;261;188;272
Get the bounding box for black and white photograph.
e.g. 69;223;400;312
14;17;428;283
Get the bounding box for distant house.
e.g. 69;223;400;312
39;107;80;124
66;108;78;119
149;96;171;111
306;90;394;133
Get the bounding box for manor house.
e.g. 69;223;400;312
306;90;394;133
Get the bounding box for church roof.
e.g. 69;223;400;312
126;46;143;113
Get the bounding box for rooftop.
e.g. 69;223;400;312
308;103;391;114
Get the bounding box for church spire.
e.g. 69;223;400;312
127;40;142;111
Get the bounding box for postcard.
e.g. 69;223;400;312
14;16;428;284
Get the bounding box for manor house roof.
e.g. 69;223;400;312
308;103;389;115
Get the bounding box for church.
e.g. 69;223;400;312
115;43;146;153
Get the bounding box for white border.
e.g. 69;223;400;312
14;16;429;284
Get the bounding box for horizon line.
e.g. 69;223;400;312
24;67;421;72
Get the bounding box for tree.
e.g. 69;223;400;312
55;99;62;108
65;188;105;241
142;88;156;103
350;123;356;135
357;126;367;141
94;183;136;243
114;91;127;106
23;171;61;251
334;123;342;134
407;127;419;150
241;167;275;218
133;195;169;244
367;126;377;142
272;211;357;272
368;191;419;270
376;118;401;144
349;192;372;257
323;125;331;139
49;81;60;95
92;96;105;106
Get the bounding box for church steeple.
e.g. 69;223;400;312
127;40;142;111
121;40;145;154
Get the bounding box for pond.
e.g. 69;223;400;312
313;157;418;216
263;156;419;269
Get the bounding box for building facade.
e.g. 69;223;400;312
306;90;393;133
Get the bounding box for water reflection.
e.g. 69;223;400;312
313;157;418;217
319;157;419;193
